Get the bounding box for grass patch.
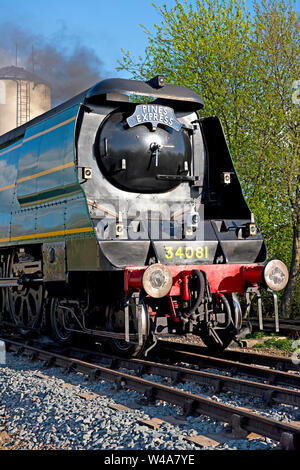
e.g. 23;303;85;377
252;337;294;352
245;331;271;339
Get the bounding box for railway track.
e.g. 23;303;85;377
0;333;299;449
63;348;300;408
249;319;300;338
155;341;300;389
157;339;300;372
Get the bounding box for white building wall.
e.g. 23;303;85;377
0;79;51;136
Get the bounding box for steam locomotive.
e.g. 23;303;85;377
0;75;289;356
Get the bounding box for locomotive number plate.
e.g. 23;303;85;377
164;245;209;260
153;241;218;265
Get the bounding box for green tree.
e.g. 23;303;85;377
248;0;299;316
118;0;299;316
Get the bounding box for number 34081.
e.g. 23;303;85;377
164;246;209;259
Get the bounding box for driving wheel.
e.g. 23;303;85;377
7;251;43;330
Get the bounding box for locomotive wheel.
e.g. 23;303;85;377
105;298;149;357
49;298;73;343
200;294;241;352
7;251;43;330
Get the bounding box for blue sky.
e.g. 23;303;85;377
0;0;299;82
0;0;180;78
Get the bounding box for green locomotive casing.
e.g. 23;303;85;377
0;104;93;242
0;103;101;277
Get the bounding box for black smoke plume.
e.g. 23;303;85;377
0;23;103;106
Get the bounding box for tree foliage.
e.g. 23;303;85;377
118;0;300;316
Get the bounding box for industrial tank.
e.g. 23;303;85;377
0;66;51;135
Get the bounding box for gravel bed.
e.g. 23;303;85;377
142;373;300;423
0;351;288;450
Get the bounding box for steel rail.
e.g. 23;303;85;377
3;334;297;407
1;332;299;405
155;345;300;389
64;347;300;408
2;337;300;449
157;339;300;372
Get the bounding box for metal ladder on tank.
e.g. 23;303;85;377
16;80;30;127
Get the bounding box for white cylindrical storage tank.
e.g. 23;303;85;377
0;66;51;136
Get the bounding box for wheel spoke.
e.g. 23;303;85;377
50;298;73;343
7;251;43;329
